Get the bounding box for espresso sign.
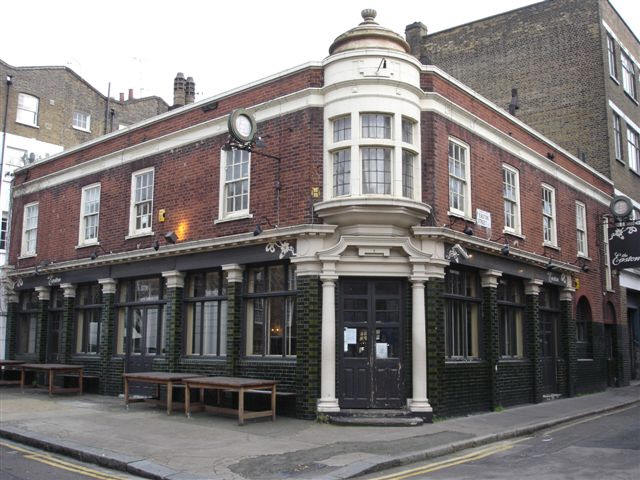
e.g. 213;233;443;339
609;220;640;269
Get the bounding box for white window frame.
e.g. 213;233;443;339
128;167;154;237
217;149;251;222
78;183;101;246
621;51;637;100
603;218;612;292
627;126;640;173
607;34;617;80
613;112;623;162
360;113;392;140
0;211;8;251
16;93;39;127
541;184;557;247
502;164;521;235
332;115;351;143
575;201;588;258
21;202;39;257
448;137;472;218
72;111;91;132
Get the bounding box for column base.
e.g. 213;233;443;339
317;398;340;413
407;398;432;412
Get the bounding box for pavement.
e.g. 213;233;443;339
1;384;639;480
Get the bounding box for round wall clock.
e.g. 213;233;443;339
228;109;257;143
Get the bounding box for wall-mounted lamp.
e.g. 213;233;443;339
153;240;160;251
491;235;510;256
164;231;178;244
545;259;557;271
6;75;13;85
90;245;111;260
463;224;474;236
252;217;275;237
34;260;51;274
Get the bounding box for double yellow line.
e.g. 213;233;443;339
1;441;128;480
366;442;516;480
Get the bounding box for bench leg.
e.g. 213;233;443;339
49;370;54;396
20;369;25;392
271;385;276;421
79;370;83;395
124;378;129;410
167;381;173;415
238;388;244;426
185;385;191;418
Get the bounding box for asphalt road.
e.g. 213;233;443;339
0;440;145;480
358;404;640;480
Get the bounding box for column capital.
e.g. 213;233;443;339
480;269;502;288
410;276;426;286
98;278;117;295
6;289;19;303
560;286;575;302
320;275;338;284
162;270;185;289
525;278;544;295
59;283;76;298
221;264;243;283
35;286;50;301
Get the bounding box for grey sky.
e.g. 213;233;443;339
3;0;638;105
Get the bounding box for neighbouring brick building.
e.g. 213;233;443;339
2;10;630;422
406;0;640;384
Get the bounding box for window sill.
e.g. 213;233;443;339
623;90;639;105
447;211;475;223
241;356;296;364
18;253;37;260
72;354;100;359
72;126;91;133
609;75;620;85
631;168;640;178
577;358;594;362
15;120;39;129
445;358;484;364
503;229;525;240
181;356;227;361
214;213;253;225
542;243;561;251
125;231;154;240
614;156;625;165
498;357;528;363
577;254;592;261
76;242;100;249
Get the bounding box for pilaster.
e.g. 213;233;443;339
317;271;340;413
162;271;185;372
35;287;50;363
98;278;116;395
425;276;445;414
59;283;76;364
481;270;501;410
526;279;543;403
560;286;576;396
5;292;19;359
295;275;321;419
222;264;243;376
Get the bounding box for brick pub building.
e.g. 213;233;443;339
2;10;628;421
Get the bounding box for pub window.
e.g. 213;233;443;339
116;277;166;356
48;288;64;362
17;291;39;354
184;270;228;356
576;296;593;359
244;263;296;357
75;284;103;354
444;268;481;359
497;277;525;358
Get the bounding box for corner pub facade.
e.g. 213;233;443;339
3;11;631;421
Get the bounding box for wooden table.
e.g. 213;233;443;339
183;376;277;426
122;372;200;415
0;360;25;386
19;363;83;396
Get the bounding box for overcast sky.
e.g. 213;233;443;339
3;1;638;105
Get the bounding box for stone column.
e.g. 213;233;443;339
526;279;544;403
59;283;76;364
409;276;431;412
5;290;19;359
560;285;576;397
34;286;50;363
295;275;321;419
162;270;185;373
222;264;243;376
317;273;340;413
98;278;116;395
481;270;502;410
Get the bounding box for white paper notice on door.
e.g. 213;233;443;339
376;342;388;359
344;328;357;351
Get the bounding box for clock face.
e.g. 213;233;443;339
613;200;627;215
236;115;252;138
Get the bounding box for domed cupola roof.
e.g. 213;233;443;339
329;9;411;55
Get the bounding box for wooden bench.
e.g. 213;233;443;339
19;364;84;396
122;372;201;415
0;360;25;386
60;373;99;392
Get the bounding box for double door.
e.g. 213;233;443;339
339;279;404;409
540;310;558;394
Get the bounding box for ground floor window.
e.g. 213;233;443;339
184;270;228;356
17;291;39;354
75;284;103;354
444;268;481;359
498;276;524;358
576;296;593;359
244;263;296;356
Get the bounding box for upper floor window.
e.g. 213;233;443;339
333;115;351;142
361;113;391;139
502;165;521;234
333;149;351;196
613;113;623;161
607;34;617;80
79;184;100;245
627;126;640;173
621;51;637;99
21;202;38;256
72;111;91;132
129;168;154;236
402;150;415;198
401;117;414;144
362;147;391;194
16;93;39;127
576;201;588;257
444;268;480;360
541;184;557;247
221;149;250;218
0;211;7;250
448;138;471;217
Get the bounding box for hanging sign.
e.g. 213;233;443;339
609;220;640;269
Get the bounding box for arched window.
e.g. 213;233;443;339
576;296;593;358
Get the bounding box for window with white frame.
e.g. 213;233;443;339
16;93;39;126
129;169;154;235
627;126;640;173
444;268;480;359
333;149;351;196
607;34;617;80
72;111;91;132
542;184;557;246
222;149;250;216
448;138;471;216
613;113;623;161
402;150;415;198
621;51;637;99
361;113;391;139
0;211;7;250
401;117;414;144
21;203;38;256
576;201;588;257
362;147;391;194
333;115;351;142
502;165;521;234
603;218;612;291
79;184;100;245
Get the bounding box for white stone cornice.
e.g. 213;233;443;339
480;269;502;288
35;286;50;301
525;279;544;296
60;283;76;298
221;264;243;283
98;278;117;295
162;270;185;289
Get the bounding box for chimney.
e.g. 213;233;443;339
405;22;428;59
185;76;195;104
173;72;186;107
119;92;124;102
128;88;134;101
